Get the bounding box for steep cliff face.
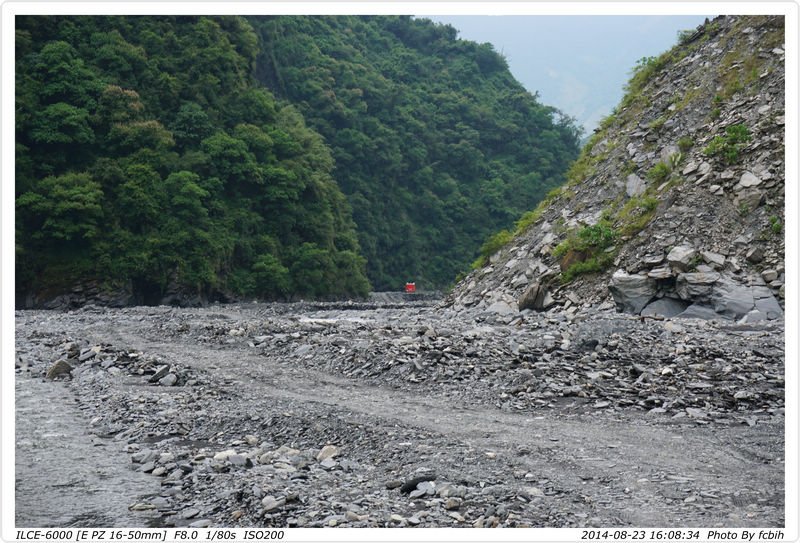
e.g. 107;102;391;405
447;15;785;323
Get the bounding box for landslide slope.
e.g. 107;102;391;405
447;15;786;322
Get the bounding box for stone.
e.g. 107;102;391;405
660;145;680;164
45;359;73;380
686;407;708;419
642;254;665;266
753;287;783;320
400;474;436;494
734;188;764;212
445;497;462;510
188;520;212;528
149;365;170;382
667;245;697;271
761;269;778;283
676;272;721;300
78;347;99;362
518;282;554;311
316;445;339;462
213;449;237;462
608;270;656;314
159;373;178;386
647;266;673;279
181;508;200;519
409;488;427;499
486;301;516;315
626;174;647;198
262;496;285;512
701;251;726;268
711;279;756;318
228;454;252;468
746;246;764;263
385;480;403;490
641;298;690;318
739;171;762;187
682;161;698;175
676;304;723;320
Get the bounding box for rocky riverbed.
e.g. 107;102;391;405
15;299;785;528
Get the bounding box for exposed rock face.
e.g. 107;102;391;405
446;16;785;322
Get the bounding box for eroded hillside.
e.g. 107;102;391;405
447;15;785;324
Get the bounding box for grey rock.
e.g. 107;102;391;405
486;301;517;315
647;266;673;280
734;188;764;212
641;298;690;318
746;246;764;263
316;445;339;462
262;496;286;512
667;245;697;271
181;508;200;519
608;270;656;314
400;473;437;494
132;448;157;464
188;520;212;528
626;174;647;198
320;457;337;469
46;359;73;380
676;304;725;320
228;454;253;468
761;269;778;282
518;282;555;312
701;251;726;268
676;272;721;300
149;365;170;383
159;373;178;387
739;171;762;187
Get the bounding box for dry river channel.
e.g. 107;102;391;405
14;298;785;528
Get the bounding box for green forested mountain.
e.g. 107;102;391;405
251;16;581;289
15;15;580;305
16;16;369;304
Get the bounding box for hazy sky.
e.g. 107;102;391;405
424;15;713;135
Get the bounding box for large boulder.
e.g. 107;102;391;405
714;282;783;321
608;270;656;314
641;297;690;318
675;271;721;300
667;245;697;271
625;174;646;197
518;281;555;311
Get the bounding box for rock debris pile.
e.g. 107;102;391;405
16;299;784;528
448;16;785;324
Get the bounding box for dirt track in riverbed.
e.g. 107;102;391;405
15;302;784;528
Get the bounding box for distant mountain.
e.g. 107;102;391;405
249;16;581;290
447;15;785;324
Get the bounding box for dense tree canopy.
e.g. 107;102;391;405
251;16;581;289
16;15;580;304
16;16;369;303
